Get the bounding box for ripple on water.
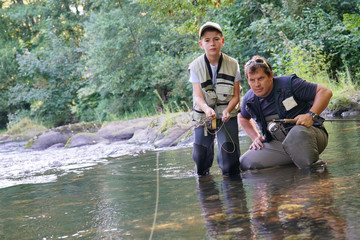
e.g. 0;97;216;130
0;140;155;189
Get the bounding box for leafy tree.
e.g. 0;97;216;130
0;0;359;128
13;32;83;126
220;0;360;88
2;0;87;127
81;0;194;121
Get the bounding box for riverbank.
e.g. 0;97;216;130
1;102;360;151
0;112;195;150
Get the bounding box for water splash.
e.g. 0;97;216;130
0;140;155;189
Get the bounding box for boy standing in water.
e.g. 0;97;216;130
188;22;241;176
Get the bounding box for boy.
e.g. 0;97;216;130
188;22;241;176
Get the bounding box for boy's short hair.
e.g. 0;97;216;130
199;22;223;39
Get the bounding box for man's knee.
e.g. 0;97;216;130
285;125;312;142
240;151;265;170
283;126;318;169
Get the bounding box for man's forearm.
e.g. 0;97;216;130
310;85;333;114
239;116;260;141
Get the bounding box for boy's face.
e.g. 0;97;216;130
198;30;224;58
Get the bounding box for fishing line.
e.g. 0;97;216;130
325;118;360;121
149;152;160;240
221;123;236;154
198;119;236;154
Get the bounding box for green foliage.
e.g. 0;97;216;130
81;0;193;119
12;31;83;126
327;70;359;112
71;85;101;122
0;0;359;128
136;0;234;35
276;33;329;84
2;0;86;127
6;117;47;141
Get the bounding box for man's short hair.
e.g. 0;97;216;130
244;55;273;80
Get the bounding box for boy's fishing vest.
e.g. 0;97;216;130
243;74;325;141
188;53;238;122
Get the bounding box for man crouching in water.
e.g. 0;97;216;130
238;55;332;170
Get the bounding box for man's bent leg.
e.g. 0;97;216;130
240;140;292;170
282;125;328;169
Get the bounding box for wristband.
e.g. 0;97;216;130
308;111;319;121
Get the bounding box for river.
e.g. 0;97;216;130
0;120;359;239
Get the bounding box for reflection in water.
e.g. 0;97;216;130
196;175;252;239
242;166;347;239
195;167;348;239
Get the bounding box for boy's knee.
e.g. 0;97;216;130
219;142;240;175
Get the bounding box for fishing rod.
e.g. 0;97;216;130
324;118;360;122
272;119;297;123
273;118;360;123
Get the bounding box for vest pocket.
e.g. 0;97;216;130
216;84;234;102
204;90;217;107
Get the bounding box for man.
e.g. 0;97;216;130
188;22;241;176
238;55;332;170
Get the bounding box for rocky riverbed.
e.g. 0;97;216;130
0;112;195;150
1;104;360;151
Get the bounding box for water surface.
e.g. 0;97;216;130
0;120;359;239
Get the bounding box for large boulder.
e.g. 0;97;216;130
26;131;70;150
97;117;154;141
152;112;194;148
154;127;192;148
26;122;101;149
65;133;109;148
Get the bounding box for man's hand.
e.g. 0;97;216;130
294;113;313;128
249;136;265;150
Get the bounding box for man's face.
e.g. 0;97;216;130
247;68;274;98
198;30;224;58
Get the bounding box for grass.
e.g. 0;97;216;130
325;70;360;112
5;118;48;141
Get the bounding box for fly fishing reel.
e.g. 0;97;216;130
207;119;217;130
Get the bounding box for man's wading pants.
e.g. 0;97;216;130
240;125;328;170
193;117;240;175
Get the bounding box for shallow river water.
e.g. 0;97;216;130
0;120;360;239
